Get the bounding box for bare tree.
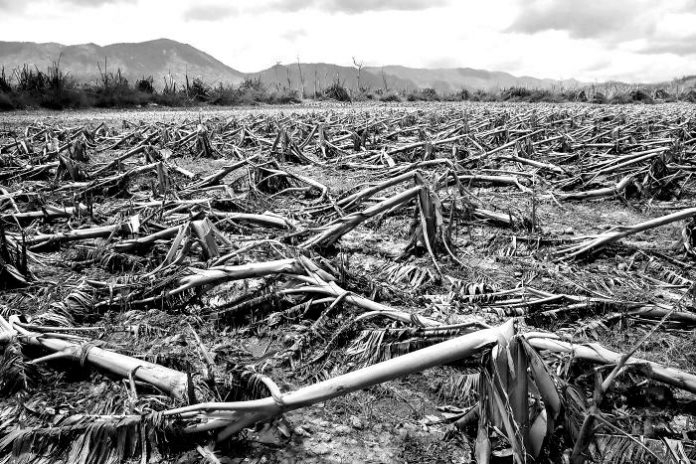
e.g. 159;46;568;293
296;55;305;99
274;61;282;92
313;68;318;99
97;56;109;87
352;56;365;93
381;67;389;93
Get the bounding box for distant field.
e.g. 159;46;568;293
2;100;694;126
0;101;392;126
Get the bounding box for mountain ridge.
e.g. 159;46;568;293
0;38;246;87
0;38;582;93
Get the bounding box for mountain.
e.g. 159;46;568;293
366;65;580;93
0;39;245;87
252;63;580;95
249;63;416;97
674;75;696;88
0;38;580;94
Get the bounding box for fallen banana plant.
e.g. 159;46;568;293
528;337;696;394
554;174;638;201
113;212;286;253
0;315;189;399
0;224;31;288
181;156;258;193
286;267;443;327
300;185;424;248
556;206;696;259
335;170;418;211
475;327;561;463
92;257;324;308
1;203;90;223
24;221;136;250
0;321;511;463
455;173;531;192
0;321;614;463
163;320;515;440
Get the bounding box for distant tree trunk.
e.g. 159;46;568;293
274;62;282;92
314;69;318;99
185;65;190;97
97;56;109;88
353;56;364;94
285;67;292;91
296;56;305;99
381;67;389;92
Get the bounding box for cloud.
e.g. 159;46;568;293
184;4;237;21
0;0;23;10
281;28;307;41
0;0;134;11
507;0;657;42
63;0;135;4
638;37;696;56
269;0;447;14
583;58;613;72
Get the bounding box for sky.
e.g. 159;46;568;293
1;0;696;83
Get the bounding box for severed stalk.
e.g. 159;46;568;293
300;185;423;249
527;337;696;394
557;206;696;259
162;320;513;440
0;315;188;399
554;174;637;201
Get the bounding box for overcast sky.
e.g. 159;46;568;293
2;0;696;82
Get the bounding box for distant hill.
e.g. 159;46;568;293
249;63;415;97
674;75;696;88
251;63;581;95
366;65;580;93
0;38;582;94
0;39;245;87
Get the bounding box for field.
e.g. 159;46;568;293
1;101;696;464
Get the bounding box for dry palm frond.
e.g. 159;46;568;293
344;328;387;366
346;328;477;368
378;262;436;290
100;251;145;274
50;288;96;323
211;286;285;323
447;277;499;303
219;367;284;403
122;321;170;340
0;413;185;464
306;317;361;366
654;266;693;287
0;337;29;396
438;371;480;405
0;224;31;289
573;317;612;339
588;434;696;464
